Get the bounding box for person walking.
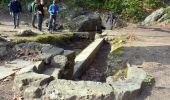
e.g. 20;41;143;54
47;0;60;32
31;0;39;28
9;0;22;29
37;0;44;31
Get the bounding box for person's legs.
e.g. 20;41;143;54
48;15;53;31
32;14;37;28
52;15;57;31
37;15;43;31
13;13;17;29
16;13;20;27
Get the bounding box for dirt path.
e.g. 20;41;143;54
110;25;170;100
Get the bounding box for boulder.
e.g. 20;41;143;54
5;59;34;69
14;42;64;60
0;37;7;42
106;66;147;100
64;7;85;21
110;79;143;100
68;13;102;32
41;45;64;56
0;39;13;59
43;68;61;79
14;42;43;56
63;50;76;79
51;55;74;79
37;53;53;64
34;61;45;73
143;8;165;25
16;29;37;37
0;66;14;80
51;55;68;68
15;60;45;75
17;65;37;75
43;80;114;100
24;86;42;99
13;72;53;92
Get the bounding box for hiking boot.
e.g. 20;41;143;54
33;25;37;29
14;25;16;29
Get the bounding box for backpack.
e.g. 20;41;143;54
27;2;32;13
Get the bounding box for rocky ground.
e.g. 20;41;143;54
81;42;111;82
108;24;170;100
1;11;170;99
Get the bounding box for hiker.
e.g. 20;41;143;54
47;0;60;31
31;0;39;28
37;0;44;31
106;11;117;30
9;0;22;29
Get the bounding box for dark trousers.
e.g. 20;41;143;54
37;14;43;31
48;15;56;30
32;13;37;27
13;13;20;27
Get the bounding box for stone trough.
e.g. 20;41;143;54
0;35;147;100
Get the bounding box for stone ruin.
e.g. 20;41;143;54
0;37;147;100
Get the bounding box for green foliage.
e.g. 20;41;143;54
13;33;73;45
76;0;166;22
0;0;8;9
76;0;103;9
104;0;123;14
144;74;154;86
121;0;145;22
0;0;32;10
143;0;165;10
164;6;170;20
111;35;125;54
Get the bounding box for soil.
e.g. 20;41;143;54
0;76;14;100
82;24;170;99
1;12;170;99
81;42;111;82
110;24;170;100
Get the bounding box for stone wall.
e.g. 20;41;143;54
12;41;146;100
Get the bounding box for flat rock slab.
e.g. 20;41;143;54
73;38;104;79
43;68;61;79
5;59;34;70
0;66;14;80
44;79;114;100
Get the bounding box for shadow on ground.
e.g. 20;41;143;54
123;45;170;100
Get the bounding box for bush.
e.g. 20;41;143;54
143;0;165;10
121;0;145;22
104;0;123;14
76;0;104;9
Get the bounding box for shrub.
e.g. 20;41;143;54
104;0;145;22
121;0;145;22
143;0;165;10
104;0;123;14
144;74;154;86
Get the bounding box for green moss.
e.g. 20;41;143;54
111;35;126;55
12;33;74;45
106;34;126;76
144;74;155;86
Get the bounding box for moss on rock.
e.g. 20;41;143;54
13;33;73;45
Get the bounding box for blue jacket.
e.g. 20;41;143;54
9;1;22;13
48;4;59;16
